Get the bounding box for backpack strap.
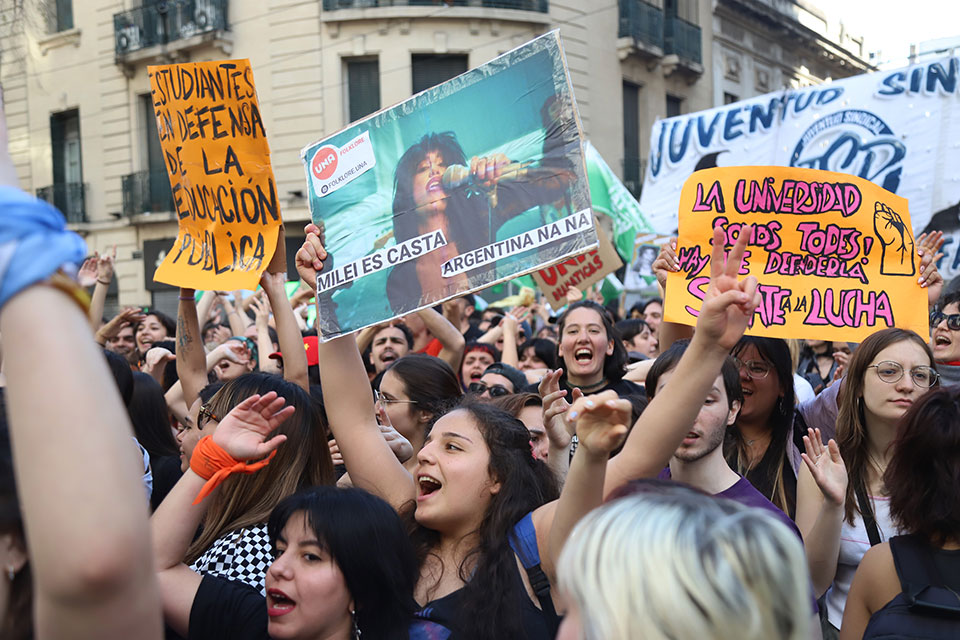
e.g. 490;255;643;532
508;512;560;635
889;535;960;616
854;482;882;547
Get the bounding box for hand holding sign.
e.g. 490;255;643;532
874;201;915;276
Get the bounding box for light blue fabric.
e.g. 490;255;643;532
0;186;87;309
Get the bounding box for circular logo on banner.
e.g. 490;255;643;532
311;147;339;181
790;109;906;194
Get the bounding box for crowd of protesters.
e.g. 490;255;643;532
2;106;960;640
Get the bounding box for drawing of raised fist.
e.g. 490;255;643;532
873;201;915;276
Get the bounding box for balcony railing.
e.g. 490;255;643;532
122;170;175;217
323;0;548;12
114;0;228;57
37;183;87;223
618;0;664;51
664;15;701;66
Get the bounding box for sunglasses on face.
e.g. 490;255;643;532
930;310;960;331
468;382;511;397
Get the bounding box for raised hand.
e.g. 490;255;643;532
694;225;760;352
566;390;631;458
296;222;327;286
249;293;271;328
916;230;945;306
97;246;116;283
143;346;175;372
96;306;146;341
800;427;847;506
652;237;679;291
328;438;343;466
211;391;293;461
77;255;98;288
539;368;581;447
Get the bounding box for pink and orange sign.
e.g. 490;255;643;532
664;166;928;342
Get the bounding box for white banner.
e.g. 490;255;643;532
639;56;960;248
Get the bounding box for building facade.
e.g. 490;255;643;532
1;0;864;312
712;0;871;107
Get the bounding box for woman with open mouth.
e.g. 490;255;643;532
797;327;940;637
553;300;644;399
153;392;425;640
133;310;175;364
384;131;577;317
296;222;763;639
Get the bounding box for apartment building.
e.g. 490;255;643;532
0;0;865;311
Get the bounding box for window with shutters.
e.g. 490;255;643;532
346;58;381;123
411;54;468;94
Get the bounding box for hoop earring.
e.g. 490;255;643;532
351;609;361;639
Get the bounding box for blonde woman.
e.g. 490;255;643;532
557;482;812;640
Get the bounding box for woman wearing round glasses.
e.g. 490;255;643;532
796;327;940;636
724;337;804;518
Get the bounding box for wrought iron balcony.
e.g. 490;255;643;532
618;0;664;53
122;170;175;217
323;0;548;12
114;0;228;58
37;182;87;223
664;15;702;67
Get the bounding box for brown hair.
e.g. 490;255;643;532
185;373;334;562
487;392;541;417
835;328;937;524
884;387;960;545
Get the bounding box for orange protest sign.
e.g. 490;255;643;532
665;167;928;342
148;59;281;290
533;222;621;312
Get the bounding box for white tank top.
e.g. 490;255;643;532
825;494;897;627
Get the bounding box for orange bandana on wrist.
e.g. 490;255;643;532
190;435;277;505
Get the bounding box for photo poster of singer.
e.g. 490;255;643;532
300;31;596;340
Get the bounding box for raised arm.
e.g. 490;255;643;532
261;272;309;392
500;308;528;368
220;292;250;337
195;289;217;331
416;306;465;371
604;226;760;497
538;368;580;483
85;247;115;330
0;190;161;637
249;293;280;375
796;428;848;596
297;224;415;510
540;390;629;579
651;237;692;354
175;287;207;410
152;392;292;636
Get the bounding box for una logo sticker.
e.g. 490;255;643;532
790;109;906;194
312;147;339;180
309;132;376;197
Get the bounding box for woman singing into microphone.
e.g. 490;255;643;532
386;131;576;314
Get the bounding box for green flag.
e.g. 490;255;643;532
584;141;654;261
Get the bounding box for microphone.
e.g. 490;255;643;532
441;161;533;191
